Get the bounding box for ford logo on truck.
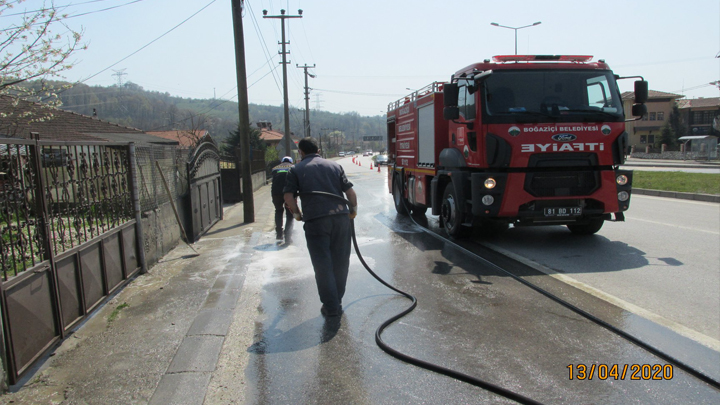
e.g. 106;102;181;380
552;133;577;142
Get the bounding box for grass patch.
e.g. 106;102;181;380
633;172;720;195
108;302;129;324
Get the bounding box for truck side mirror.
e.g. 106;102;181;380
444;106;460;120
634;80;648;104
632;103;647;118
443;83;459;107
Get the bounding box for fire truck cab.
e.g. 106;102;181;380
387;55;648;237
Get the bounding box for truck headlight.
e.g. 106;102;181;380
482;195;494;205
616;175;628;186
618;191;630;201
484;178;497;189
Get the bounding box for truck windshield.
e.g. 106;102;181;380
482;70;624;123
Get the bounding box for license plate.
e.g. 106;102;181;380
543;207;582;217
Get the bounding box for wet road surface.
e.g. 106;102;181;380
238;157;720;404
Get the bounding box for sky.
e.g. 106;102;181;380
7;0;720;117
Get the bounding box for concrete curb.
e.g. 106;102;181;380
633;188;720;203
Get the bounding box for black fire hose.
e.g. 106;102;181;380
300;191;543;405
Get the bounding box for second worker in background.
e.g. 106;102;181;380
271;156;295;242
283;138;357;317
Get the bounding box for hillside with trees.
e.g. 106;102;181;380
51;81;387;151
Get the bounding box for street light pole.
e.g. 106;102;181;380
263;8;303;158
490;21;541;55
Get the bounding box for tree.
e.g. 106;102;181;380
658;104;688;149
668;104;687;140
659;121;675;148
0;0;85;134
221;124;265;156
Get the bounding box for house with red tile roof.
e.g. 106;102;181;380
256;121;298;160
622;90;684;149
676;97;720;137
146;130;210;148
0;95;177;145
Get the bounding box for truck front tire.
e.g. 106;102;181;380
567;218;604;235
441;184;465;238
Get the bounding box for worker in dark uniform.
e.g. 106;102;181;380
283;138;357;317
271;156;295;242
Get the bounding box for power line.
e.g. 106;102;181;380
312;88;405;97
245;0;282;95
78;0;218;84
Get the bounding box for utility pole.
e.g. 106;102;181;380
263;8;302;158
232;0;254;223
296;63;316;138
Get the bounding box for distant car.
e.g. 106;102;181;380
338;152;345;157
363;151;372;156
375;155;389;165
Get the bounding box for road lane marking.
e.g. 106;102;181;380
483;242;720;352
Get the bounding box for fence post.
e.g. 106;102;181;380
128;143;147;274
30;134;67;341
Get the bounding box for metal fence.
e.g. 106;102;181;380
0;137;143;385
1;141;138;280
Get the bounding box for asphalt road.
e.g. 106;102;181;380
232;156;719;404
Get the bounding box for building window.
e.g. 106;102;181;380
657;112;665;121
693;111;715;125
649;112;656;121
642;114;648;121
648;135;655;144
640;135;647;144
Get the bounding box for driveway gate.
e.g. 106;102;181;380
0;139;144;385
186;140;222;243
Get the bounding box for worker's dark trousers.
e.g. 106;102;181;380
303;214;351;312
272;194;293;237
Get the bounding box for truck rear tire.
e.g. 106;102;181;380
567;219;604;235
441;184;466;238
393;177;409;216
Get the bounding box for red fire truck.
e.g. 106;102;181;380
387;55;648;237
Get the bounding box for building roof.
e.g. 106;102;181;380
0;95;177;145
676;97;720;109
146;130;209;147
259;128;286;143
621;90;684;101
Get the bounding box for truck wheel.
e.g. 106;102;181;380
393;177;409;216
411;204;428;216
441;185;465;238
567;219;604;235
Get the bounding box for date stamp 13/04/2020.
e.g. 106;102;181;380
568;364;673;381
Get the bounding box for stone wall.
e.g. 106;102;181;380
142;170;267;268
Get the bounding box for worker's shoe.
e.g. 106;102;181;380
275;231;283;241
321;304;342;317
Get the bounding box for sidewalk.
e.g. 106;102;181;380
0;184;279;404
623;156;720;169
621;157;720;203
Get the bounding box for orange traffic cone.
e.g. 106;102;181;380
377;165;381;173
370;163;373;170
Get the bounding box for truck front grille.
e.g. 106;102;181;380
524;153;600;197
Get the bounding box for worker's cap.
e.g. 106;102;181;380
281;156;293;163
